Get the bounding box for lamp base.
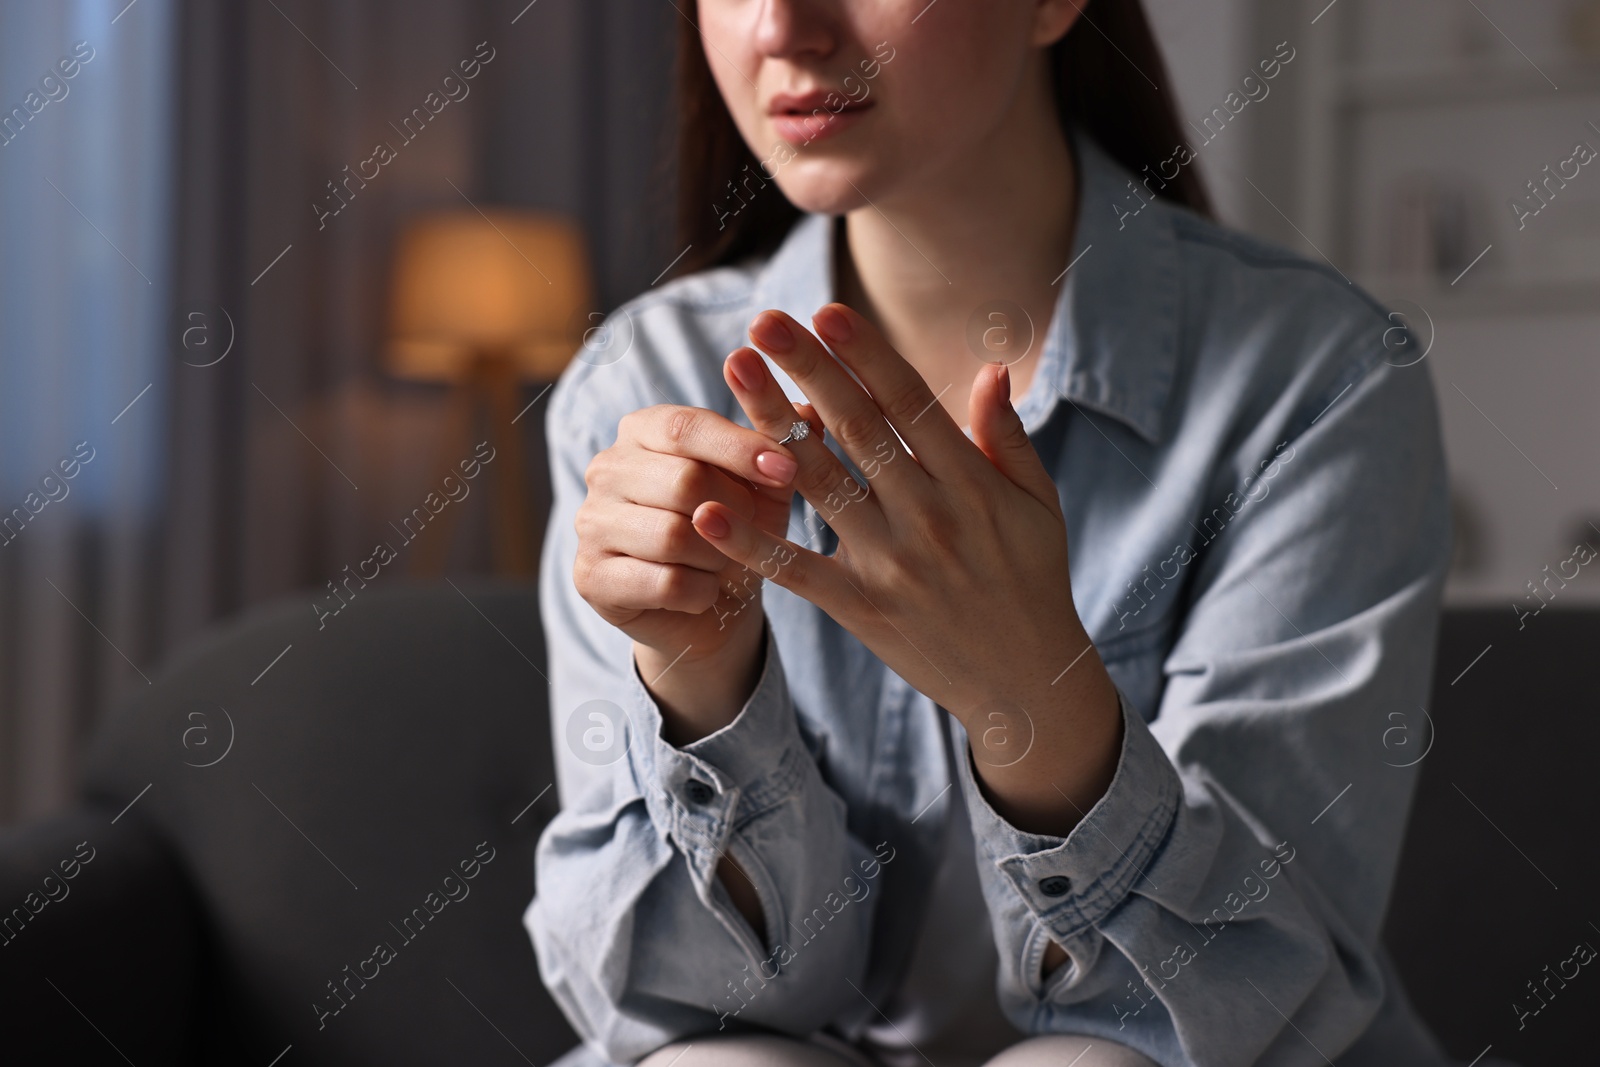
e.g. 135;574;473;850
411;350;537;578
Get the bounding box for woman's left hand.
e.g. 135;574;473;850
696;302;1123;835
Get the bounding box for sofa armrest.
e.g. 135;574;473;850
0;808;207;1065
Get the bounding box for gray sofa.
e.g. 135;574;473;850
0;582;1592;1064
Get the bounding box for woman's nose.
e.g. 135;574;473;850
752;0;838;61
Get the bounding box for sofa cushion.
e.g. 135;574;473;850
1385;607;1600;1065
82;581;576;1066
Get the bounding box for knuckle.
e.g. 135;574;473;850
799;465;840;503
917;511;963;555
572;550;598;596
833;472;868;504
880;381;929;426
667;458;704;506
776;547;807;589
664;406;697;448
973;472;1008;510
587;447;628;498
833;408;880;448
656;565;706;609
656;511;696;559
653;565;682;603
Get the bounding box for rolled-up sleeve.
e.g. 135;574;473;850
957;345;1451;1067
524;366;877;1065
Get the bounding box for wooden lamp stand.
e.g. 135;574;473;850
410;348;537;578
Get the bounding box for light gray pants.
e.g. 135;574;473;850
639;1033;1161;1067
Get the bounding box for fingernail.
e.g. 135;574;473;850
696;507;731;539
815;305;853;344
750;312;794;353
729;350;766;393
755;450;799;484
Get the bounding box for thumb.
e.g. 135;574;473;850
968;362;1059;511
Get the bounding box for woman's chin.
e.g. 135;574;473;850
774;167;887;216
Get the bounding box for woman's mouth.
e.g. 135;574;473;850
767;91;874;146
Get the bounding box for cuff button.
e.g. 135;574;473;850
684;779;715;805
1039;876;1071;897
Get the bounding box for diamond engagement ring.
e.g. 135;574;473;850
775;420;811;446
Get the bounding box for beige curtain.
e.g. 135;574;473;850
1;0;678;823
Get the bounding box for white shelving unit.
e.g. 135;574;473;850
1267;0;1600;606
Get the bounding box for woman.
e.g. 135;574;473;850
526;2;1462;1065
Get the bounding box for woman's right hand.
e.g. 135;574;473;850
572;370;815;739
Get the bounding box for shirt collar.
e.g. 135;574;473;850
749;128;1180;445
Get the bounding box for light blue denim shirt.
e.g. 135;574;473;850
525;131;1462;1067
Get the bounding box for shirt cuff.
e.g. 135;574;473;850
957;685;1181;939
623;620;813;873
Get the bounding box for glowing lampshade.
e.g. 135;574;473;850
386;209;592;381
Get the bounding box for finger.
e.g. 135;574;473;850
967;362;1061;512
746;311;932;502
811;302;989;483
600;450;759;521
725;346;885;542
789;400;825;441
577;501;730;573
580;553;722;615
623;404;799;490
690;499;849;615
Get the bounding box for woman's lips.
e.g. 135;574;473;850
769;102;873;146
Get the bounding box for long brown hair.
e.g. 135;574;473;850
670;0;1213;280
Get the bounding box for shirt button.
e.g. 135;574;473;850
684;779;715;805
1039;876;1071;898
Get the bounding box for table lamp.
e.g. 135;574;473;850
386;208;593;576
